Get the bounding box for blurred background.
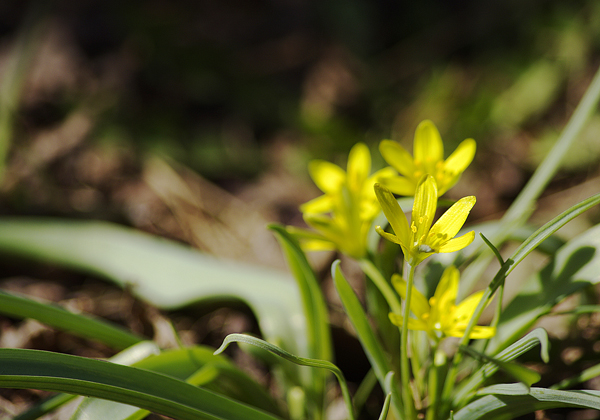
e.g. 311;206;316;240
1;0;600;417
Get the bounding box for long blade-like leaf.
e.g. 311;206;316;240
215;333;354;420
71;345;282;420
15;341;160;420
0;218;306;357
489;224;600;354
453;387;600;420
507;192;600;276
453;328;549;405
269;225;332;397
0;290;142;349
0;348;282;420
331;261;403;418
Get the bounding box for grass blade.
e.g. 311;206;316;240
454;387;600;420
331;261;403;419
0;290;142;349
489;224;600;354
0;348;282;420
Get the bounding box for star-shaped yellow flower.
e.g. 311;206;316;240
388;266;495;340
289;143;395;258
374;175;475;266
379;120;476;196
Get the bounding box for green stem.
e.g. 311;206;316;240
459;64;600;298
359;259;403;315
401;262;417;420
425;344;445;420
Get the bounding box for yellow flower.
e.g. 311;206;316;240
374;175;475;266
389;266;495;340
289;143;395;258
379;120;476;196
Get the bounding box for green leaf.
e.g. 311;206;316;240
0;290;143;349
377;393;392;420
454;386;600;420
0;348;282;420
506;192;600;276
71;346;281;420
269;225;332;388
453;329;549;405
14;341;160;420
459;346;541;392
331;261;403;418
552;361;600;390
488;224;600;354
215;333;354;420
0;218;306;359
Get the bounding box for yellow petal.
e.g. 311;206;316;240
300;238;337;252
467;326;496;339
412;175;438;242
430;266;459;324
362;166;397;202
375;227;409;261
374;184;411;246
414;120;443;165
347;143;371;191
453;291;484;324
445;325;495;339
391;274;429;318
437;231;475;253
308;160;346;194
380;176;416;197
428;196;476;241
300;194;334;214
389;313;428;331
444;138;476;175
379;140;416;178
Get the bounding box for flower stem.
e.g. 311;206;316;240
401;261;417;420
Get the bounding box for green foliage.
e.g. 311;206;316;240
0;348;282;420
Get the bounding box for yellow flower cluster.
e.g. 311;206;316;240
289;119;492;340
287;143;394;259
389;266;495;341
290;120;476;261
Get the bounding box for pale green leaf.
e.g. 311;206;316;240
454;387;600;420
453;329;549;405
506;192;600;276
0;218;306;359
489;224;600;354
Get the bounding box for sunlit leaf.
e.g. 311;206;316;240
488;224;600;354
0;218;306;360
453;329;549;405
454;386;600;420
